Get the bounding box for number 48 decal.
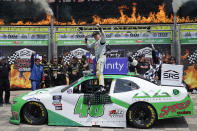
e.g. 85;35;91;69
74;96;104;117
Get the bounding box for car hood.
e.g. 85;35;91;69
22;85;68;99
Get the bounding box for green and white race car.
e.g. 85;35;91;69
10;74;194;128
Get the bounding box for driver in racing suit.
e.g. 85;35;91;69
85;24;106;92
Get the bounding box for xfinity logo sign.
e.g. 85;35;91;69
93;58;128;75
163;70;179;80
104;62;124;72
161;64;183;86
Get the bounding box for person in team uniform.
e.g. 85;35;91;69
68;57;83;84
41;55;50;88
79;55;89;72
49;58;65;86
136;54;150;75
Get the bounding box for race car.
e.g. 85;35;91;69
10;74;194;128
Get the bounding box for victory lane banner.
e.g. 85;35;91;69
9;48;34;89
57;32;172;45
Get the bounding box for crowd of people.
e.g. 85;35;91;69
30;53;90;91
0;45;190;107
128;45;177;84
0;24;190;107
0;53;91;106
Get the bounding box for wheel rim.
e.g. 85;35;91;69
26;104;43;120
132;106;153;126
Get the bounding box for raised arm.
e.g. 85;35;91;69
30;53;35;69
151;44;159;64
96;24;106;45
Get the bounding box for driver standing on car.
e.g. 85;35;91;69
85;24;106;92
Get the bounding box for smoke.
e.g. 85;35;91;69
172;0;197;13
33;0;54;16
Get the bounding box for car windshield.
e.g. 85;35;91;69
61;78;82;92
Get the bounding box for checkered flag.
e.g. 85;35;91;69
188;50;197;64
8;52;19;65
131;52;141;59
144;64;160;84
63;53;74;65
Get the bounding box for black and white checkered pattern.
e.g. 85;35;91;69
144;64;161;84
129;47;162;84
131;52;141;59
187;50;197;64
63;53;74;65
8;52;19;65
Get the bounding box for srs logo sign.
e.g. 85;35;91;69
161;64;183;86
163;70;179;79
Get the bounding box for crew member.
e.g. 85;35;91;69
85;24;106;91
128;55;138;73
49;58;65;86
80;55;89;72
0;56;11;106
136;54;150;75
41;55;50;88
168;56;176;64
68;57;83;84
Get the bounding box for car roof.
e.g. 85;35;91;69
83;72;135;80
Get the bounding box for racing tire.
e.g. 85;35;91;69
22;102;47;125
127;102;157;128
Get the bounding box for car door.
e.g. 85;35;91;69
61;77;121;127
60;78;105;126
106;77;141;127
59;78;94;126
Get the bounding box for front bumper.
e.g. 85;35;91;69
9;92;29;125
10;115;20;125
10;103;21;125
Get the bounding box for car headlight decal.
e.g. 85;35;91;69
13;101;17;104
12;112;19;120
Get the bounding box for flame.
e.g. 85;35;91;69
182;50;197;89
10;65;31;89
0;3;196;25
183;64;197;89
181;49;189;60
0;19;4;25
